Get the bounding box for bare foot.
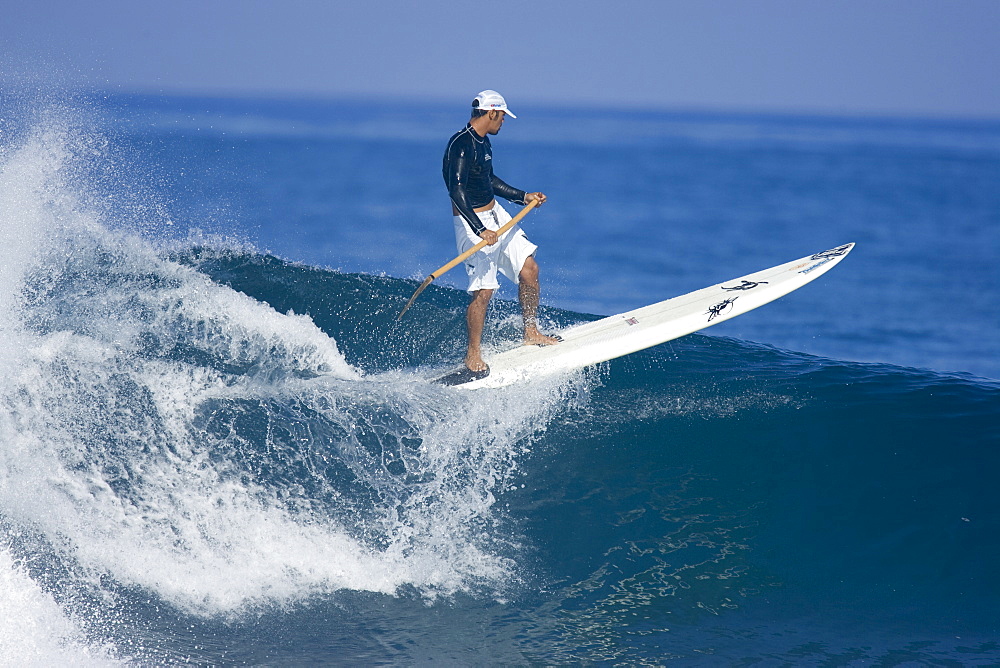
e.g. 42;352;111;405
465;355;489;372
524;331;562;346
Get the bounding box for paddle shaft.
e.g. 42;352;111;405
397;200;539;319
430;199;538;279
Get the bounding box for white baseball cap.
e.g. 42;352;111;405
472;90;516;118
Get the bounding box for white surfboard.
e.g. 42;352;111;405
438;243;854;389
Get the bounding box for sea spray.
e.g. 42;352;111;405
0;116;574;639
0;541;124;667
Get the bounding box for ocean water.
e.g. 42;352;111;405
1;93;998;665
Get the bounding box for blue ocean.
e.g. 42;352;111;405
1;93;998;665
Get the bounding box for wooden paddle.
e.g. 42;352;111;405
397;200;539;320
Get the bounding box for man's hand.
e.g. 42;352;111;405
480;229;499;245
525;192;547;206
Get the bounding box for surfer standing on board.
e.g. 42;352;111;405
443;90;559;378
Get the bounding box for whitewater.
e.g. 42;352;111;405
1;97;998;664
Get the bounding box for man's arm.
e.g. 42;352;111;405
493;176;547;208
490;175;527;206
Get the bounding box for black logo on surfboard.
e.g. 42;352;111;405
810;244;851;261
706;296;739;322
722;280;768;291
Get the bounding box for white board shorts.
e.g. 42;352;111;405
453;202;538;293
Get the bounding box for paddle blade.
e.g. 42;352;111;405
397;276;434;320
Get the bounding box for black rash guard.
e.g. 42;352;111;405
443;123;527;236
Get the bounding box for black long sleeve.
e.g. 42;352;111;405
443;125;526;236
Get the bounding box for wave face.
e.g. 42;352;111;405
2;115;998;664
0;119;573;661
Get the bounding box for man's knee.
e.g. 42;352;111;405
520;257;540;284
470;288;494;305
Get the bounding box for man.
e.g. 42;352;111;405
442;90;559;378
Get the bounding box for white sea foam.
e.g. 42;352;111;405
0;544;122;667
0;108;575;649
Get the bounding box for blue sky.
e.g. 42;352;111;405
3;0;999;118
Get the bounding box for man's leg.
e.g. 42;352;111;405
519;257;560;346
466;288;493;371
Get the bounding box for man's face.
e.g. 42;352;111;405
486;110;506;135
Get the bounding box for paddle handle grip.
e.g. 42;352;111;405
429;199;539;279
